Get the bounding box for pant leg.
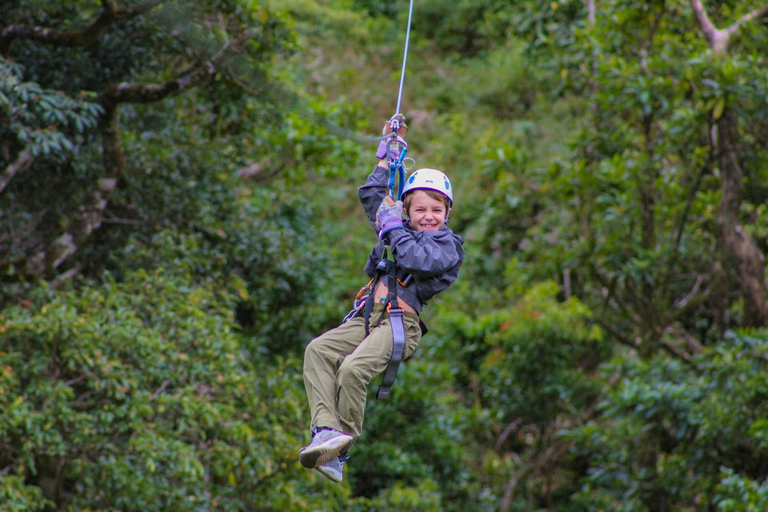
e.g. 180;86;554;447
336;314;422;438
303;318;367;433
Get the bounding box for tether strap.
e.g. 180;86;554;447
376;262;406;401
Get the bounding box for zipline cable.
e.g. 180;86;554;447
395;0;415;116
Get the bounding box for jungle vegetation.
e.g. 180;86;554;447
2;0;768;510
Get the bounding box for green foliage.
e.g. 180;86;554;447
0;475;51;512
95;212;332;358
571;330;768;510
67;79;367;353
351;350;470;508
0;268;337;510
3;0;768;509
716;467;768;512
4;0;295;96
0;0;302;278
0;58;102;162
517;0;768;347
428;278;608;508
350;0;406;18
415;0;506;56
349;479;444;512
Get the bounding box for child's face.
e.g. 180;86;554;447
407;190;450;232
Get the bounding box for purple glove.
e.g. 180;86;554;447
376;135;407;161
375;114;408;161
377;200;404;238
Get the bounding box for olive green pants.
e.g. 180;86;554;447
303;305;422;439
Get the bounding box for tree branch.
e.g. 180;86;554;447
586;0;595;25
102;29;256;104
494;418;523;453
593;313;640;350
589;264;639;323
4;30;257;277
0;0;165;56
660;155;712;291
659;339;694;364
689;0;716;44
715;111;767;326
0;149;34;195
500;441;570;512
689;0;768;54
673;158;710;254
724;4;768;38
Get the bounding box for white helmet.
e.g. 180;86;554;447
402;168;453;204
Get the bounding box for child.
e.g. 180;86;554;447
299;117;465;483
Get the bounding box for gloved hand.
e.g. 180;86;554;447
375;114;408;161
376;134;407;161
376;199;404;238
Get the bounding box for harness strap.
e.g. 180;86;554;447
363;279;376;336
376;269;406;401
365;245;395;336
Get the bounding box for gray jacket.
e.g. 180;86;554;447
358;165;465;313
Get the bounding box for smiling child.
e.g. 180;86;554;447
298;118;465;483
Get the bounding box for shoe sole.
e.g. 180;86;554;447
299;435;353;469
314;465;343;483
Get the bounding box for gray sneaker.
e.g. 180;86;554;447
299;428;354;469
315;453;349;483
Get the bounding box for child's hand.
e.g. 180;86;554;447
376;135;407;161
377;199;404;238
376;198;402;221
375;114;408;162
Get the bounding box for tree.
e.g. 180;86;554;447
0;266;349;510
0;0;291;279
571;330;768;511
526;0;768;362
689;0;768;326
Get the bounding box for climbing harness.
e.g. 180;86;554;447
350;248;414;401
342;239;422;401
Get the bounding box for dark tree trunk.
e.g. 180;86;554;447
715;110;767;327
21;101;123;277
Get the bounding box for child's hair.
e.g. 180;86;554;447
403;189;451;216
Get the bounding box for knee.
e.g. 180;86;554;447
337;359;368;388
304;337;329;367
